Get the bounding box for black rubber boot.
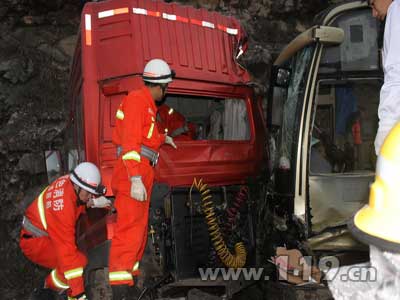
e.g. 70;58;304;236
129;286;142;299
29;287;57;300
111;285;142;300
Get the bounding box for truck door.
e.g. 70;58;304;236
267;45;319;236
267;25;343;228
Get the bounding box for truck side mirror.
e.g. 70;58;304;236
267;66;290;128
44;150;63;183
272;66;292;88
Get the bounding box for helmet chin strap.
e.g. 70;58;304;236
156;95;167;107
74;185;86;206
160;84;167;95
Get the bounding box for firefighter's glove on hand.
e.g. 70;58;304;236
87;196;112;208
130;176;147;201
165;135;177;149
68;293;87;300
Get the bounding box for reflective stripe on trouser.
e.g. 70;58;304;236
109;162;154;286
109;262;140;282
109;270;133;285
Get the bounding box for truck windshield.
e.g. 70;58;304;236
270;46;315;174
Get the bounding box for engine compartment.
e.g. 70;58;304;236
77;179;258;299
143;181;257;289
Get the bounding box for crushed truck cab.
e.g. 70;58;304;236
65;0;266;298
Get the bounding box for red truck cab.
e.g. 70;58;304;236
67;0;266;191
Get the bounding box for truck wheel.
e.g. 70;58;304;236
87;268;112;300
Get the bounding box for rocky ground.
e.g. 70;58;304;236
0;0;334;299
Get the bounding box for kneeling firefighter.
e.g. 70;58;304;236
110;58;177;299
20;162;110;300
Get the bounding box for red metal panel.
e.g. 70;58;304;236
159;2;173;63
205;12;217;72
137;0;155;60
171;3;189;67
131;0;146;66
83;0;250;84
81;4;101;165
155;142;258;186
189;8;203;70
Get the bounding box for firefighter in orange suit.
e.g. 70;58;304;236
157;104;197;141
20;162;109;300
110;58;177;298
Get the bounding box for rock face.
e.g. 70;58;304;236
0;0;81;298
0;0;333;298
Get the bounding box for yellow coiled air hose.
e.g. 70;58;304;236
190;178;247;268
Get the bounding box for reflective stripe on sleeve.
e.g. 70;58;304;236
168;108;174;115
37;187;49;230
122;151;141;162
147;123;155;139
64;267;84;280
68;296;87;300
132;261;140;272
116;109;124;120
51;269;69;289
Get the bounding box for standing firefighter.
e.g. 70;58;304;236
328;123;400;298
110;58;177;298
20;162;109;300
370;0;400;154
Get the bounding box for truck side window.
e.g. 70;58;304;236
65;91;85;172
161;95;251;141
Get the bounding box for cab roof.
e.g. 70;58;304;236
81;0;250;85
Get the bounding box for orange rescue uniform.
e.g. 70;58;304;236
20;175;87;297
110;86;165;285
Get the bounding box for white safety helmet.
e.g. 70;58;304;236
70;162;106;195
142;58;175;84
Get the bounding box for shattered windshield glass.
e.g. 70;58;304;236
277;46;314;169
